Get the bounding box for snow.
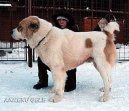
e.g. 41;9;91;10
0;4;12;7
116;44;129;61
0;60;129;111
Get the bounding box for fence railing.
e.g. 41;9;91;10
0;0;129;66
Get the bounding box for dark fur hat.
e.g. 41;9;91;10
105;14;116;22
52;9;75;29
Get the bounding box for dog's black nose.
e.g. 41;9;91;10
10;30;13;35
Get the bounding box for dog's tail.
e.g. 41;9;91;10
104;22;120;34
103;22;119;66
103;22;120;41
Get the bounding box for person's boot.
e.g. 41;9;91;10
65;69;76;92
33;57;49;89
33;81;48;89
0;50;6;57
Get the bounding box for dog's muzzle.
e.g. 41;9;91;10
11;28;21;40
11;29;16;40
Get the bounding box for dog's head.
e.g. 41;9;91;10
12;16;53;48
12;16;40;40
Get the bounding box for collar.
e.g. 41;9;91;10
34;27;52;49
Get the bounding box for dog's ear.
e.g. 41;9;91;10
29;19;39;32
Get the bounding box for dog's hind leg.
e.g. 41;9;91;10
49;67;66;102
93;55;112;102
93;62;112;92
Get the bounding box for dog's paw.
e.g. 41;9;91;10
99;95;109;102
50;87;56;93
49;95;63;103
99;87;111;92
99;87;104;92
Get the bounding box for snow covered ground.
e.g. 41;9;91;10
0;43;129;111
0;60;129;111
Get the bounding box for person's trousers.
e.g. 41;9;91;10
37;57;76;90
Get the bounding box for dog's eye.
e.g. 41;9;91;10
17;25;23;32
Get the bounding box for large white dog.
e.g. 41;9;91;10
12;16;119;102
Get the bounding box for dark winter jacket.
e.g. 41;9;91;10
93;25;101;31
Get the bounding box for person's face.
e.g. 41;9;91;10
57;19;68;29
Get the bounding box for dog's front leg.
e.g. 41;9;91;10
49;67;66;103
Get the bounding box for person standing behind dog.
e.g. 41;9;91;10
33;10;79;92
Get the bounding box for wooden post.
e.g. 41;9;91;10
27;0;32;67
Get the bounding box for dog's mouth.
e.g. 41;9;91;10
11;29;23;41
11;32;16;40
114;30;119;35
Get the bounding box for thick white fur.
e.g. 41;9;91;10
12;16;119;102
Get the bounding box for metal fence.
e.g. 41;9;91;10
0;0;129;64
0;0;27;61
0;41;27;61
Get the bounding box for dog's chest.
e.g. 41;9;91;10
36;47;51;64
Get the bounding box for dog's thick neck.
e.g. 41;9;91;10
27;19;53;48
34;28;52;48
